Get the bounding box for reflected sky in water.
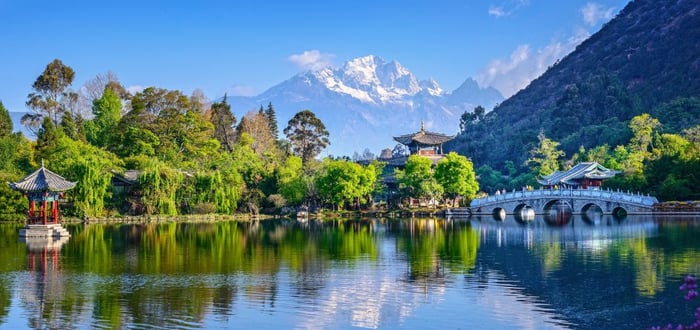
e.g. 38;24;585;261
0;215;699;329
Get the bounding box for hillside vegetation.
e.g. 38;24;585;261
449;0;700;171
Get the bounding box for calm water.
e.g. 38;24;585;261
0;215;699;329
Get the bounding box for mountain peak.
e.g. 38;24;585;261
229;54;504;156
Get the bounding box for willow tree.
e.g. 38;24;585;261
138;159;183;215
72;155;113;217
192;169;242;214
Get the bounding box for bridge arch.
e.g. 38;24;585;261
581;203;604;225
612;206;627;220
513;203;535;223
492;207;506;221
543;200;572;226
543;200;572;213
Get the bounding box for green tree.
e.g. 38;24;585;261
36;134;122;217
237;110;277;157
0;101;12;137
283;110;330;165
629;113;660;158
434;152;478;205
191;169;242;214
25;59;77;125
60;111;85;141
475;165;505;194
277;156;307;206
138;158;183;215
526;130;565;177
316;159;374;210
395;155;443;205
209;95;237;152
265;102;279;139
85;87;122;148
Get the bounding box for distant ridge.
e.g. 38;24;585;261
448;0;700;169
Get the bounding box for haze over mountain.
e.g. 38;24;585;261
228;55;503;157
448;0;700;170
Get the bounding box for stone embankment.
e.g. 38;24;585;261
653;201;700;214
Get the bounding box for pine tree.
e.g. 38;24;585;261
209;94;237;152
265;102;279;139
0;101;12;137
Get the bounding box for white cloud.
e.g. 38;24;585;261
488;0;530;17
126;85;144;94
287;50;335;71
226;85;257;97
476;31;589;98
488;6;506;17
581;2;616;27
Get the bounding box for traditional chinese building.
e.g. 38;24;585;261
393;121;454;157
380;122;455;207
537;161;618;189
10;163;75;238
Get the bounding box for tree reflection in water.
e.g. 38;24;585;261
0;215;697;329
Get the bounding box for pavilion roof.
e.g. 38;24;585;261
536;162;618;186
9;165;77;192
393;122;454;146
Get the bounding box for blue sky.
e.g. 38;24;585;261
1;0;629;114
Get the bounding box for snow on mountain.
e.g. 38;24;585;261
228;55;503;157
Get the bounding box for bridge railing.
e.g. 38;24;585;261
470;187;658;208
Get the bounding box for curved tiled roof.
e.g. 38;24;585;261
393;129;454;146
9;166;77;192
536;162;618;186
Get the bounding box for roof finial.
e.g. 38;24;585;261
41;159;45;168
420;120;425;132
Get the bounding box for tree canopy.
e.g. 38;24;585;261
284;110;330;165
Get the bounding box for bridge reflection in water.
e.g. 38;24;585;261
461;213;658;250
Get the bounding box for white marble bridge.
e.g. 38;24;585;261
469;188;658;216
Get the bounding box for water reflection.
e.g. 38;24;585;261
0;215;697;329
20;235;69;330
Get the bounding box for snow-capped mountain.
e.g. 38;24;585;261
229;55;503;157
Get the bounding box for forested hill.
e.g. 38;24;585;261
448;0;700;171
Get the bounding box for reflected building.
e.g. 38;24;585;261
20;235;69;329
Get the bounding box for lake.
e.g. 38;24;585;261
0;215;699;329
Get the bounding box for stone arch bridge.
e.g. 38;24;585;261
469;188;658;216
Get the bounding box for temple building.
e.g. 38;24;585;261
9;163;75;238
537;162;618;189
379;122;455;207
393;121;454;156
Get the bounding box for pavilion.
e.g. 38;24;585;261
537;162;619;189
380;122;455;207
394;121;454;156
9;162;75;238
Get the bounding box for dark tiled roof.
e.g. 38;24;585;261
9;166;77;192
536;162;618;186
393;130;454;146
111;170;140;185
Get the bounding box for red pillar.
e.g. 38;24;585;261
52;201;58;223
43;197;47;225
28;198;33;223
